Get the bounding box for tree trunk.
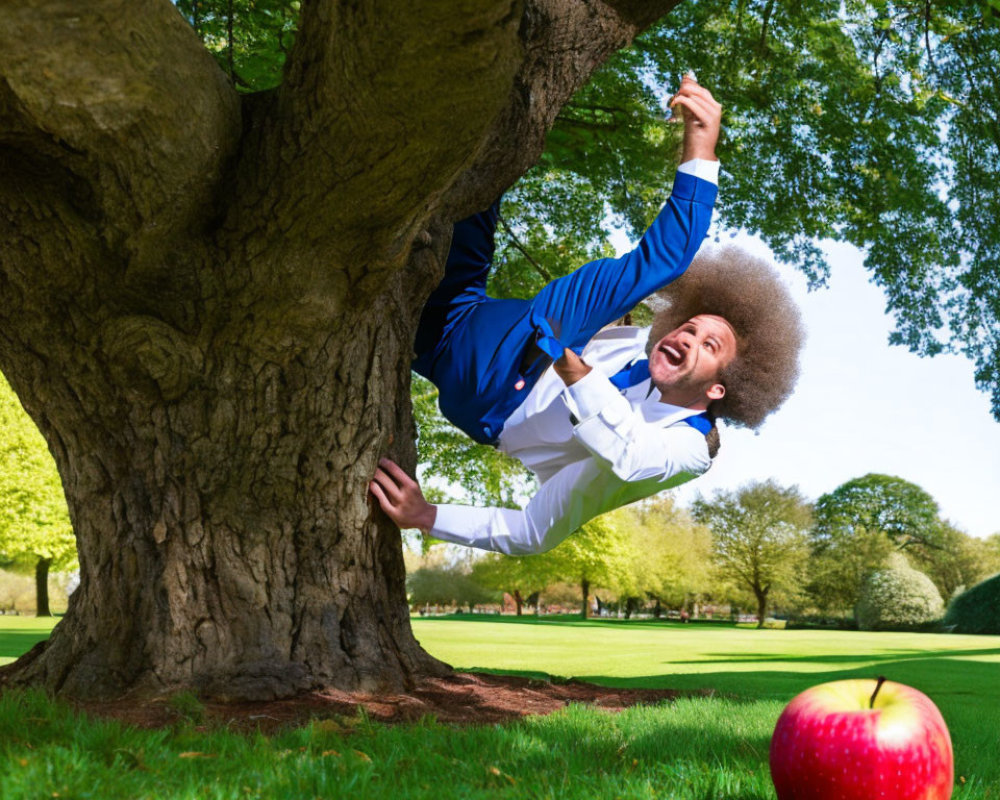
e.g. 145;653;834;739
2;276;452;699
755;587;770;629
513;589;524;617
35;558;52;618
581;578;591;619
0;0;681;700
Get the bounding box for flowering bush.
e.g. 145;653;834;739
855;564;944;631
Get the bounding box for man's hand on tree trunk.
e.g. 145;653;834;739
370;458;437;533
669;75;722;163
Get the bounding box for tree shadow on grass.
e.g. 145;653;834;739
417;613;735;630
667;647;1000;666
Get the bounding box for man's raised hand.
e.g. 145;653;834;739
669;76;722;163
369;458;437;532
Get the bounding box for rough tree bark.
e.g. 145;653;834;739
0;0;680;700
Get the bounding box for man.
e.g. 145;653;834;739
370;78;804;554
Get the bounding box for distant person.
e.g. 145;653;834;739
371;77;804;554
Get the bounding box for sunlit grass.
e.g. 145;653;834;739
2;615;998;798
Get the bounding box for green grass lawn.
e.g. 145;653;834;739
2;614;999;799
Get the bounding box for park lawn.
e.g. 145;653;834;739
0;615;998;799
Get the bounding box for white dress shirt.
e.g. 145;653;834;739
429;159;719;555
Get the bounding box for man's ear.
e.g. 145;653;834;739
706;383;726;401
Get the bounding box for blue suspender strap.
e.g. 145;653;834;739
683;412;713;435
609;358;651;390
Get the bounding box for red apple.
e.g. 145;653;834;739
769;677;953;800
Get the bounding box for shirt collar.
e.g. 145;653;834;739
625;379;706;427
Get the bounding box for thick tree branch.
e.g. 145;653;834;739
236;0;524;266
0;1;240;266
601;0;684;28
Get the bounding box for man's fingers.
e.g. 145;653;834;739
670;95;719;125
670;89;718;113
379;457;417;488
667;86;722;116
372;467;403;503
369;480;393;513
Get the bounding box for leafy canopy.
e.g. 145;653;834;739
692;480;813;609
177;0;1000;418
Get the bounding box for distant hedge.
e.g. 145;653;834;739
944;573;1000;634
855;565;944;631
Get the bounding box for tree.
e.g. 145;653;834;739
808;473;945;610
692;481;813;628
944;572;1000;635
0;376;77;616
909;520;1000;600
406;566;499;613
472;553;555;617
4;0;1000;700
542;511;635;618
619;497;713;613
488;1;1000;417
855;554;944;631
0;0;685;700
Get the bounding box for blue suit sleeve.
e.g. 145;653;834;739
528;171;718;350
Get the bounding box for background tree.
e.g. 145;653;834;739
0;376;77;617
693;481;813;628
807;473;944;611
855;553;944;631
984;532;1000;567
471;552;557;617
619;498;712;615
496;0;1000;417
541;511;635;618
944;571;1000;635
406;565;499;614
909;520;1000;601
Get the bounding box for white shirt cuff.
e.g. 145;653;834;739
563;368;632;424
677;158;720;185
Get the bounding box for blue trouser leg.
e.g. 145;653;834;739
413;199;501;361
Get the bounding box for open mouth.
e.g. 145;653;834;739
659;342;685;367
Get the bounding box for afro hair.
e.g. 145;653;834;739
646;244;805;430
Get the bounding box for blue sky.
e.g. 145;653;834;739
665;235;1000;539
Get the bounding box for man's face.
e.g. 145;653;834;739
649;314;737;408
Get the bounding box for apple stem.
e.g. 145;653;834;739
870;675;887;709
